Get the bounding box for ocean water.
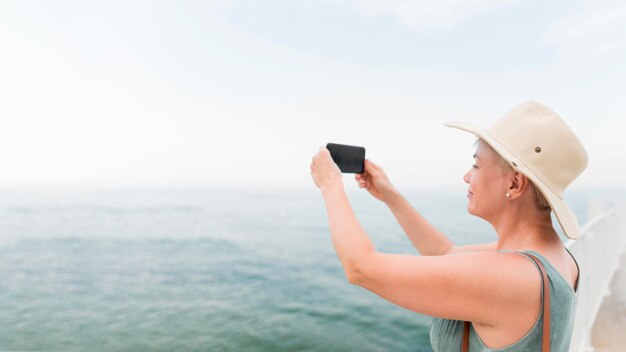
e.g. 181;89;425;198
0;188;614;351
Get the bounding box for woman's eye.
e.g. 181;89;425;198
472;164;478;169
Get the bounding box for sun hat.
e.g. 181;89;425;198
445;101;589;239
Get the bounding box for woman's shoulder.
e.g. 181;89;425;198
515;247;579;293
454;243;578;288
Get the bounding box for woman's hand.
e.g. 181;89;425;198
355;160;397;203
310;147;344;195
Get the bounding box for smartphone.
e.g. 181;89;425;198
326;143;366;174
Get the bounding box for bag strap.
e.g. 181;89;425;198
462;253;551;352
462;320;470;352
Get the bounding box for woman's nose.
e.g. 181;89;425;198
463;169;471;184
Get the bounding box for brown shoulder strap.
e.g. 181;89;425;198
462;320;470;352
461;253;551;352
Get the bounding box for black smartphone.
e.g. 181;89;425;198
326;143;366;174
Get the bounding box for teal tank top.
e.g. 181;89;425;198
429;249;579;352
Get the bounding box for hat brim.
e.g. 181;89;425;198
445;121;581;239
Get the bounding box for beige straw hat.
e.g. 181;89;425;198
445;101;589;239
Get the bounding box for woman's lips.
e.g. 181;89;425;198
467;191;473;198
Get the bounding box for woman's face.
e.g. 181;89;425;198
463;141;511;220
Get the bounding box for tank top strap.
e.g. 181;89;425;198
564;246;580;292
495;249;552;306
497;247;580;293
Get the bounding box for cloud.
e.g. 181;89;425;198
544;0;626;55
346;0;523;32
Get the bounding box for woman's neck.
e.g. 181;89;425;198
492;207;560;251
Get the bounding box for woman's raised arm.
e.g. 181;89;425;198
351;250;541;326
356;160;456;256
383;191;454;255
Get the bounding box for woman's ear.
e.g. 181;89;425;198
507;171;530;199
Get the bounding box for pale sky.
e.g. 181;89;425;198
1;0;625;191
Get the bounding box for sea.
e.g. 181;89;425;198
0;187;621;351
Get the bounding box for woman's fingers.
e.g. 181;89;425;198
364;159;381;172
355;176;364;188
310;147;343;191
355;173;368;188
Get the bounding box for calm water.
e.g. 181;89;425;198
0;188;613;351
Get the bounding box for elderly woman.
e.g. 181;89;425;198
310;101;587;351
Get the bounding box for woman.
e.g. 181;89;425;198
310;101;588;351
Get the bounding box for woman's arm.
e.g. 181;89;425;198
311;147;376;281
324;185;537;325
321;182;537;325
352;251;541;326
355;160;481;256
322;184;538;325
321;187;376;282
384;191;454;256
385;191;497;255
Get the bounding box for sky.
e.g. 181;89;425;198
1;0;625;192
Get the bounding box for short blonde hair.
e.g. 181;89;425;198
475;139;551;211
